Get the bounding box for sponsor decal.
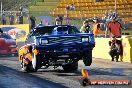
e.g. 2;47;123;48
0;24;29;42
79;68;131;86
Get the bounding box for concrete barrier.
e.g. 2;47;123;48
92;38;111;60
122;38;132;63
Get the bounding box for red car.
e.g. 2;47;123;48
0;33;18;56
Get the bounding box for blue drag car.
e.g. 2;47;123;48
18;25;95;72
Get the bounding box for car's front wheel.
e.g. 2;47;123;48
21;54;42;72
21;57;35;72
83;51;92;66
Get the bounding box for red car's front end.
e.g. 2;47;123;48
0;33;18;56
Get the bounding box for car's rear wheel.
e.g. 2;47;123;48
21;57;27;72
62;59;78;71
21;56;33;72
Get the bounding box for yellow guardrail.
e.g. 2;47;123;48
122;38;132;63
0;24;29;42
92;38;111;60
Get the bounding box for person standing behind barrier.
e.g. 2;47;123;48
65;14;71;25
19;15;23;24
108;35;123;62
59;15;63;25
65;5;70;18
80;20;91;33
92;18;102;36
69;4;75;11
30;16;36;29
55;15;63;25
105;17;122;38
15;13;23;24
1;14;6;25
9;12;15;25
55;15;60;25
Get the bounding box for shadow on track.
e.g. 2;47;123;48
0;64;68;88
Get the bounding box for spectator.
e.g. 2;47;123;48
55;15;63;25
18;15;23;24
66;5;70;11
59;15;63;24
69;4;75;11
66;5;70;15
19;6;23;12
55;15;60;25
80;19;91;33
92;18;102;36
30;16;36;29
108;10;113;19
22;7;29;17
15;15;23;24
1;14;6;25
9;12;15;25
101;16;107;31
105;17;122;38
113;12;117;18
108;35;123;62
65;14;71;25
16;10;21;16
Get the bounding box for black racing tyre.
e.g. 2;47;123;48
31;54;42;72
83;51;92;66
62;62;78;71
21;54;42;72
21;56;31;72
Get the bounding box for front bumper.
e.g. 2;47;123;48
35;44;94;58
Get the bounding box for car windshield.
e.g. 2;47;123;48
32;26;54;36
32;26;80;36
1;33;12;39
55;26;80;34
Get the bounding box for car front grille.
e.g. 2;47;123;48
48;37;82;45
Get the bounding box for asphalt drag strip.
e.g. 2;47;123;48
0;56;132;88
0;65;68;88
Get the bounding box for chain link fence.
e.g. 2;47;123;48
0;10;131;31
